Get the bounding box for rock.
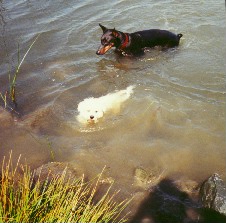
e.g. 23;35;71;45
0;107;14;128
34;162;78;184
200;173;226;216
130;178;198;223
175;178;199;199
134;167;151;188
133;166;164;189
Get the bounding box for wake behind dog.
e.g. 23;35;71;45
77;85;135;124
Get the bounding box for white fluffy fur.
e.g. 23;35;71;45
77;85;135;124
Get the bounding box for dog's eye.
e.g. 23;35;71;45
101;39;107;45
95;111;98;113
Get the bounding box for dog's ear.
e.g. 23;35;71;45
112;28;119;38
99;24;107;33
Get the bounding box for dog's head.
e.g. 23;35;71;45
77;98;105;124
96;24;121;55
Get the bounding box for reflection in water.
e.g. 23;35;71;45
0;2;6;26
0;0;8;65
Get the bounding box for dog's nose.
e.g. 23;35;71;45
96;50;100;55
90;115;94;119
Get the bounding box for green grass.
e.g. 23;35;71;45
0;153;130;223
0;91;7;108
0;33;41;111
9;34;41;105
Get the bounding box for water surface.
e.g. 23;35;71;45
0;0;225;213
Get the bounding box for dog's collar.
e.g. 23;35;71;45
120;33;130;49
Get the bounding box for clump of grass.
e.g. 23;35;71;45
0;153;130;223
0;33;41;110
9;34;41;106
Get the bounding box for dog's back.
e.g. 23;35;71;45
107;85;134;101
124;85;135;97
99;85;135;109
134;29;183;48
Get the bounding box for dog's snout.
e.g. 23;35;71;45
90;115;94;120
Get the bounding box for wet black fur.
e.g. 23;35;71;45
96;24;183;56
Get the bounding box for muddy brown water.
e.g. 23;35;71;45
0;0;225;220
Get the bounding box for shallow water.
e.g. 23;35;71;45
0;0;226;216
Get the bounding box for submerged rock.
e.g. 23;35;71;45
133;166;164;189
200;173;226;216
34;162;78;183
0;107;14;128
134;167;152;188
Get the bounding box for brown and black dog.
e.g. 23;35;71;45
96;24;183;56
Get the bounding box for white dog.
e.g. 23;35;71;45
77;85;135;124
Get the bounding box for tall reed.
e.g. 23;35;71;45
9;34;41;106
0;34;41;110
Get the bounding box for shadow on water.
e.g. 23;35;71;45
130;178;226;223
